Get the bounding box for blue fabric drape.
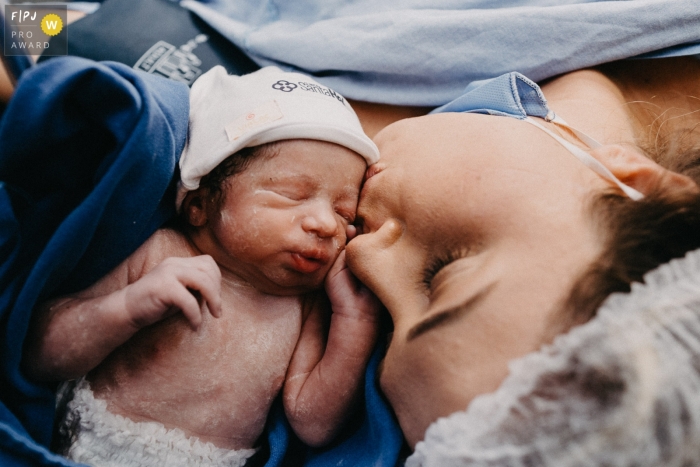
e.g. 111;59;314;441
183;0;700;106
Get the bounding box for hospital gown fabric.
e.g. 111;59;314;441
183;0;700;106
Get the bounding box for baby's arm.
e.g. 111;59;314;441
23;233;222;382
283;250;381;447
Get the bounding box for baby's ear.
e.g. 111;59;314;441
591;144;700;198
182;188;209;227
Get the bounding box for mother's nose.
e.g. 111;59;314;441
346;218;424;320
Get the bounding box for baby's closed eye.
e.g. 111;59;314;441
336;209;355;223
269;182;314;201
274;189;308;201
333;192;359;225
262;176;316;201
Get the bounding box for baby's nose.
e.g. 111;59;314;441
301;204;339;238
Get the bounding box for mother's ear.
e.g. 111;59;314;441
181;188;209;227
591;145;700;198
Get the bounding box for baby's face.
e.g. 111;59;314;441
202;140;366;295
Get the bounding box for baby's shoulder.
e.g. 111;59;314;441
148;227;191;250
129;228;195;278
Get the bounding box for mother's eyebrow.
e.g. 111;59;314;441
406;283;495;342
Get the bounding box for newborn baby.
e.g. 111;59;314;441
24;66;381;467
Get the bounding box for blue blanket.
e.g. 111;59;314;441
183;0;700;106
0;56;189;466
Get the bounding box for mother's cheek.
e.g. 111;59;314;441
379;340;439;448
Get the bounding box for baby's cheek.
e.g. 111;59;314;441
332;234;344;256
222;211;283;253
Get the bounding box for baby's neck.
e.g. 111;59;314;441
219;270;270;301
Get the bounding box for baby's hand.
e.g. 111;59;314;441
325;250;381;322
345;224;358;242
123;255;222;330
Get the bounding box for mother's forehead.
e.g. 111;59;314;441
373;112;537;154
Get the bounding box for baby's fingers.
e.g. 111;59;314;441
178;256;222;318
345;224;358;241
169;285;205;329
327;250;349;281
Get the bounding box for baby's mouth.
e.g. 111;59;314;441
290;250;330;274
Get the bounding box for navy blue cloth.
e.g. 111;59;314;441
0;56;189;466
38;0;259;86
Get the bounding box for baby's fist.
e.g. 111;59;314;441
124;255;222;330
325;251;381;321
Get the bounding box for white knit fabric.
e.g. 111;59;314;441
177;65;379;209
409;247;700;467
60;378;255;467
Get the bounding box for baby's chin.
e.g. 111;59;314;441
256;267;329;296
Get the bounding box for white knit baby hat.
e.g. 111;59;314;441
176;66;380;209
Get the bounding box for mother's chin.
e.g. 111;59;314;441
377;344;440;449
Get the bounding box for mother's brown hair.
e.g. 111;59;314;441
562;141;700;328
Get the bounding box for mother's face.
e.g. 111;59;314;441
345;113;609;447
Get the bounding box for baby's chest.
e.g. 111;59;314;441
91;296;307;446
196;299;304;380
148;295;304;383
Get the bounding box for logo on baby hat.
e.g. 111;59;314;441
270;78;347;106
272;80;297;92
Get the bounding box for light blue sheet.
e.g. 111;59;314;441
183;0;700;106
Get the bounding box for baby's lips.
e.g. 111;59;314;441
290;252;327;274
307;246;331;259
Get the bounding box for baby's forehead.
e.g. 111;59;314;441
258;139;369;181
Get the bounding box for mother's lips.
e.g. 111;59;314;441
364;162;386;183
359;162;386;205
